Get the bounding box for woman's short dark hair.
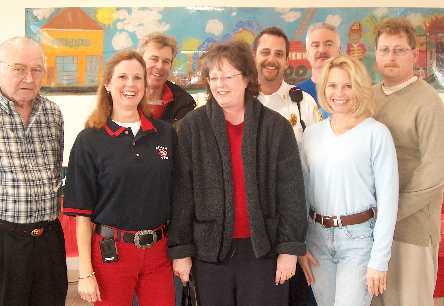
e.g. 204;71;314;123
200;40;259;101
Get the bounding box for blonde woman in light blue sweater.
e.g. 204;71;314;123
300;55;399;306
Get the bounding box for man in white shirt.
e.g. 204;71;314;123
253;27;319;306
253;27;319;146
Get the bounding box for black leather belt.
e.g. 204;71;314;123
309;208;376;228
0;219;58;237
95;224;166;249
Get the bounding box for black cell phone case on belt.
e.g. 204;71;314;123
99;238;119;263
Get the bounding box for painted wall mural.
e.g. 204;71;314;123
25;7;444;93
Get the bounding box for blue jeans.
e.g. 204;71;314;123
307;219;374;306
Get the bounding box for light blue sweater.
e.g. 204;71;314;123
301;117;399;271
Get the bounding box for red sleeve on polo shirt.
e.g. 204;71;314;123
226;121;251;238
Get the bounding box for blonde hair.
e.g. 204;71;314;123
85;50;149;129
317;55;375;117
138;32;177;59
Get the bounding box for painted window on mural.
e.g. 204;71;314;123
86;56;100;85
56;56;78;86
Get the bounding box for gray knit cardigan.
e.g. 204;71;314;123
168;96;307;262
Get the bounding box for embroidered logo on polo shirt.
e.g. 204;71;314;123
156;146;169;160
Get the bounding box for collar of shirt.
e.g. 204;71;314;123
382;76;418;96
259;81;292;101
0;91;42;116
113;120;141;137
104;108;157;137
0;92;13;114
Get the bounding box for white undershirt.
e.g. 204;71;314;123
113;120;141;136
382;76;418;95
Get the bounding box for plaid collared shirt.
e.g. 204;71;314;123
0;93;64;224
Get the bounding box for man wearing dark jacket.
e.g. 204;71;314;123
138;32;195;306
138;33;196;124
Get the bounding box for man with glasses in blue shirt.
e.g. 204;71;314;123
0;37;66;306
371;18;444;306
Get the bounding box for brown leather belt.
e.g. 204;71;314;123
309;208;376;228
95;224;166;249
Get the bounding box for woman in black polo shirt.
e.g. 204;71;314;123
64;50;176;306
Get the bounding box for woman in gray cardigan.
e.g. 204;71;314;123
168;41;307;306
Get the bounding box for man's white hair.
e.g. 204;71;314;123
305;22;341;49
0;37;45;67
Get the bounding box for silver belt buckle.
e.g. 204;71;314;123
134;229;157;248
332;217;342;227
321;216;342;228
321;215;331;227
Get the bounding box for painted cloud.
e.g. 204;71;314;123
115;8;170;39
275;8;301;23
326;15;342;27
206;19;224;36
32;8;56;20
112;31;133;50
374;8;389;18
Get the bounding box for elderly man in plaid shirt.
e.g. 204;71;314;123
0;37;67;306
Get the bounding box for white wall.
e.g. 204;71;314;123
4;0;444;164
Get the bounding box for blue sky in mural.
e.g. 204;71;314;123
25;6;444;89
25;7;444;49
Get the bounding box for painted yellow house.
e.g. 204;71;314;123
40;8;104;87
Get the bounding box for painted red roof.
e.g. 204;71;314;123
41;8;103;30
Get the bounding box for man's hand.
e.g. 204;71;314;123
275;254;297;285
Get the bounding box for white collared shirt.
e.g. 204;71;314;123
258;81;320;146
